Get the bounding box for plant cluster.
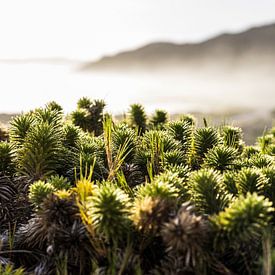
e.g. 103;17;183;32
0;99;274;274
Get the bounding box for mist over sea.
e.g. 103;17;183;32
0;62;274;115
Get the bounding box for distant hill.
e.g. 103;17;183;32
0;113;17;126
82;23;275;71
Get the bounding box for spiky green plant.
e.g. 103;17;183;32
262;166;275;204
103;116;134;181
132;172;179;234
236;168;269;195
188;169;230;214
136;172;179;200
112;123;137;163
150;109;168;129
128;104;147;134
220;125;243;150
71;98;106;136
0;142;15;175
223;171;238;196
34;107;63;126
86;99;106;136
0;264;25;275
77;136;106;180
242;145;260;158
166;120;193;154
63;123;82;148
71;109;89;131
46;101;63;112
180;114;196;125
163;149;186;167
211;192;273;245
193;127;220;165
86;182;132;241
257;134;274;154
203;145;238;172
9;113;35;146
47;175;71;190
135;130;180;176
163;163;190;183
17;121;63;180
77;97;93;109
28;180;55;207
248;153;274;168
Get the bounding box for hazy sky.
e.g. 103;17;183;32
0;0;275;61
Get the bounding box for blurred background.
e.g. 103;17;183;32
0;0;274;143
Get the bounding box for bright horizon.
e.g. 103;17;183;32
0;0;275;61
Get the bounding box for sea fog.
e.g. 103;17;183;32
0;62;274;116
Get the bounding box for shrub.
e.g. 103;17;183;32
128;104;147;134
188;169;230;214
150;109;168;129
203;145;238;172
29;180;55;207
0;142;15;175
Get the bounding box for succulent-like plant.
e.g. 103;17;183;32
163;149;186;167
166;120;193;154
223;171;238;196
39;193;79;228
112;123;137;163
63;123;82;148
136;172;179;201
71;98;106;136
77;97;93;109
46;101;63;112
179;114;196;126
236;168;269;195
9;113;35;146
86;182;132;241
128;104;147;134
28;180;55;207
150;109;168;129
47;175;71;190
0;264;25;275
77;136;107;180
17;122;63;180
71;109;89;132
193;127;220;165
164;162;190;176
135;130;180;176
211;192;273;245
262;166;275;204
203;145;238;172
242;145;260;158
0;142;15;175
257;134;274;154
188;169;230;214
248;153;274;168
34;107;63;126
220;125;243;150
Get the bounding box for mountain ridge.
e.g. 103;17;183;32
82;22;275;71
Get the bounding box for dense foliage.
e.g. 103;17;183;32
0;98;274;274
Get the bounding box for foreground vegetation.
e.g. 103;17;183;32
0;98;274;274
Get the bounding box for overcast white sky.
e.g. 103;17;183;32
0;0;275;61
